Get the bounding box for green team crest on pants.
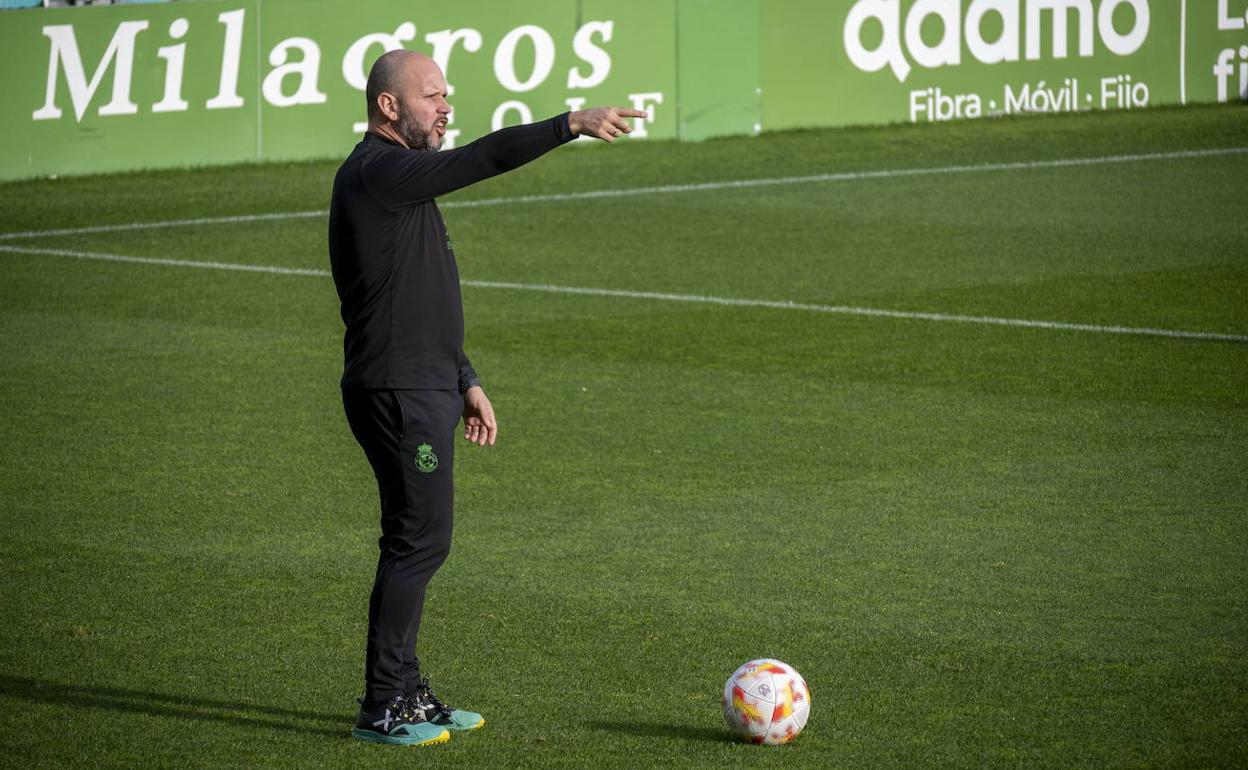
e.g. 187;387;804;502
414;443;439;473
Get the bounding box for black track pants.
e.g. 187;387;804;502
341;388;462;703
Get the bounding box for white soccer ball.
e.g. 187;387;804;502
722;658;811;745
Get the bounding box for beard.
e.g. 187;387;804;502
395;99;438;151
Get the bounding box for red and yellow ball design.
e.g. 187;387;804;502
722;658;811;745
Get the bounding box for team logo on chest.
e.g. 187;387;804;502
414;442;439;473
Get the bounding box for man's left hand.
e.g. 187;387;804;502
462;386;497;446
568;107;649;142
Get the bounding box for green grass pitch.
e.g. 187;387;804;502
1;104;1246;769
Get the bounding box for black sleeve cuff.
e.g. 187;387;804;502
458;367;480;394
556;111;575;144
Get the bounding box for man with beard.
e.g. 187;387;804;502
328;49;646;746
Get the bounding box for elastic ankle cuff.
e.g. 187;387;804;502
363;690;402;710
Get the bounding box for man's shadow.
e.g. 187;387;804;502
5;675;739;744
0;674;345;738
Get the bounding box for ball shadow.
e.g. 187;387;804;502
583;718;733;744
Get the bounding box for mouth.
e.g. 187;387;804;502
434;119;447;136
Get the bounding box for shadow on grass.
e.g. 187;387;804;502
584;719;731;744
0;674;346;739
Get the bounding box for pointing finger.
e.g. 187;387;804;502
615;109;649;119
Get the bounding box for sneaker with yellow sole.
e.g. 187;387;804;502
351;694;450;746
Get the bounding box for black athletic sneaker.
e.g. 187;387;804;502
351;694;450;746
406;677;485;731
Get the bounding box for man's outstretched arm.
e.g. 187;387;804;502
367;107;648;207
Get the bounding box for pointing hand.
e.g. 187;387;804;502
568;107;650;143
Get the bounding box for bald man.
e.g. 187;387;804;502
329;50;645;746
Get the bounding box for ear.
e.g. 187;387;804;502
376;92;400;122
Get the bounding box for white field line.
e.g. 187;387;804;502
1;146;1245;242
0;210;326;242
2;243;1245;344
0;245;328;277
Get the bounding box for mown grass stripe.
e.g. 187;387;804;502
1;146;1243;242
3;243;1244;344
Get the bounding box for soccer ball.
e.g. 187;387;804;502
722;658;810;745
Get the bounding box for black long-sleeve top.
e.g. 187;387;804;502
328;113;576;390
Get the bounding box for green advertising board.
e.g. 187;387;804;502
0;0;681;180
0;0;1243;181
761;0;1248;129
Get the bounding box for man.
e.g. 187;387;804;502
328;49;645;747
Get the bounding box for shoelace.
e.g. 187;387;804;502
392;695;424;722
406;677;453;720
